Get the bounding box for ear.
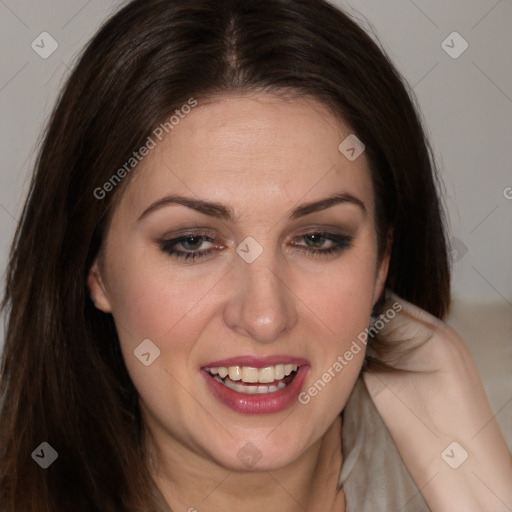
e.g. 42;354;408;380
372;229;393;306
87;259;112;313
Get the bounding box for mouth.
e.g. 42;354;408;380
205;363;299;394
201;357;309;414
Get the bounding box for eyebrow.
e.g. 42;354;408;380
137;192;366;222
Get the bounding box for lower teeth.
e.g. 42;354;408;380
213;375;289;394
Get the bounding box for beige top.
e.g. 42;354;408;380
340;377;430;511
152;376;430;511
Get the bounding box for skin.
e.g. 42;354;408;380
364;295;512;511
88;93;512;510
88;93;389;511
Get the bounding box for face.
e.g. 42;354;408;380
88;93;389;473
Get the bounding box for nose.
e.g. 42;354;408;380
222;252;298;344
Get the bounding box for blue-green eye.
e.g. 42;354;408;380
292;232;354;256
159;234;217;261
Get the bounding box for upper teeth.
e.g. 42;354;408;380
206;364;298;384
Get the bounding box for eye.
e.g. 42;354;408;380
159;230;354;263
291;231;354;256
159;234;220;262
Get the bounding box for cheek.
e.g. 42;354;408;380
301;247;378;337
102;253;224;412
105;247;222;343
295;245;377;415
104;257;221;432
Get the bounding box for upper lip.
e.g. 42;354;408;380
202;355;310;369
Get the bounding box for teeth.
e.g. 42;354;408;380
217;375;288;394
241;367;259;383
208;363;298;384
258;366;274;383
274;364;285;380
228;366;242;381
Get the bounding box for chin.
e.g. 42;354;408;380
205;430;311;473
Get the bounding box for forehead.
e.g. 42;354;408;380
118;93;374;221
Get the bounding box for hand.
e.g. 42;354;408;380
363;293;512;511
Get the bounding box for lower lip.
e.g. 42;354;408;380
201;366;309;414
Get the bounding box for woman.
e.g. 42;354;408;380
1;0;510;510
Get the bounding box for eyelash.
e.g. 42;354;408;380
159;232;354;262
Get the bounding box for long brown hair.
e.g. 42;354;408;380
0;0;450;510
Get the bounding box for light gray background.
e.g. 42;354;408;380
1;0;511;442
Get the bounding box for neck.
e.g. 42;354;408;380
150;415;345;512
